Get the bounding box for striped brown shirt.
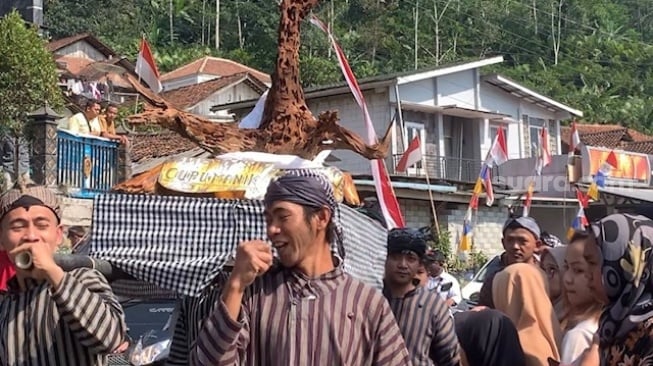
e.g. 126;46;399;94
0;268;126;366
192;265;412;366
167;272;228;365
384;286;461;366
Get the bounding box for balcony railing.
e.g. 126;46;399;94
57;130;118;198
392;154;500;182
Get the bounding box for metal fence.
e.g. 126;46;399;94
392;154;501;182
57;130;118;198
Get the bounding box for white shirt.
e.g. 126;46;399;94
561;318;598;365
426;271;462;305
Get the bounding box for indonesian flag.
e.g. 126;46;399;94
569;121;581;153
310;14;404;229
136;38;163;93
536;127;552;175
488;127;508;166
396;136;422;172
0;251;15;291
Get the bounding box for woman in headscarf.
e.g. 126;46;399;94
587;213;653;365
454;309;526;366
493;262;563;366
541;246;568;322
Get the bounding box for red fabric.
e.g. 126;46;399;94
0;251;16;291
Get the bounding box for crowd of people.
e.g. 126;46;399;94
0;171;652;365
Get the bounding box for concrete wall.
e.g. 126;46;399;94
308;89;392;174
445;206;506;255
60;196;93;227
57;41;107;61
399;198;433;228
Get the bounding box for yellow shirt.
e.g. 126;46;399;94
66;113;102;135
98;115;116;135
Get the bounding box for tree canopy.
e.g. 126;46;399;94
0;11;62;134
43;0;653;132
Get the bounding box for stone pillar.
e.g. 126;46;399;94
117;144;132;183
27;105;60;186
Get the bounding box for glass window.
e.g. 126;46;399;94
528;117;545;157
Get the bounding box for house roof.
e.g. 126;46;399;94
560;123;653;155
129;133;200;163
55;55;94;75
213;56;506;112
482;74;583;118
47;33;118;58
160;56;271;84
162;72;267;109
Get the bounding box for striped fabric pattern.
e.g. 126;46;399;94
0;268;126;366
90;194;387;297
191;266;411;366
167;272;228;365
385;287;461;366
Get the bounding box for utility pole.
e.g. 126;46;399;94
215;0;220;50
414;0;419;70
169;0;174;44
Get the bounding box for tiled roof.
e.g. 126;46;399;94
560;123;653;155
47;33;117;58
160;56;271;84
623;140;653;155
162;73;267;109
56;56;94;75
129;133;200;163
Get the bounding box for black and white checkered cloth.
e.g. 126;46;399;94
90;194;386;296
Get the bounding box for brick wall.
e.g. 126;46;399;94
444;205;505;255
399;198;434;228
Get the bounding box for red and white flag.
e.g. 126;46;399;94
569;121;581;153
136;38;162;93
396;136;422;172
310;15;404;229
487;127;508;166
536;127;552;175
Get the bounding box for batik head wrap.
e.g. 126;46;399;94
264;169;344;258
589;213;653;346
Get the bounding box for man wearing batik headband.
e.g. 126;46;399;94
193;170;411;366
0;184;126;366
383;228;461;366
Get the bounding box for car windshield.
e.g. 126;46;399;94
472;256;503;283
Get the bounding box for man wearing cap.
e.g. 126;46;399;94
424;250;462;307
477;216;544;308
383;228;461;366
192;170;411;365
0;184;126;365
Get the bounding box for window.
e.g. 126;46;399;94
489;124;508;143
401;122;426;172
528;117;546;157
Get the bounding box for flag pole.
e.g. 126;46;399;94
133;34;145;115
422;156;441;236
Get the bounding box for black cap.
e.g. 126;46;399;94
387;228;428;258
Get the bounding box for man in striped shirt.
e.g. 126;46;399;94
383;228;461;366
0;184;126;365
192;170;411;365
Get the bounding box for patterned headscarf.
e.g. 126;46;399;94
589;213;653;346
264;169;344;258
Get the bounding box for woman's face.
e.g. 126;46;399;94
541;253;562;301
563;240;596;309
582;235;609;304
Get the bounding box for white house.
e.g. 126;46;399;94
214;56;584;253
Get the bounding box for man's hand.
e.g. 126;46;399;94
221;240;273;322
227;240;273;292
10;243;65;289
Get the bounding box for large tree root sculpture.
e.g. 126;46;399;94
126;0;392;161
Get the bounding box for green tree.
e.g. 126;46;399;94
0;11;62;135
